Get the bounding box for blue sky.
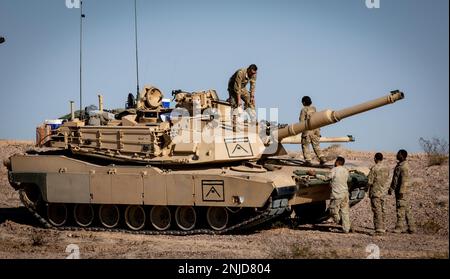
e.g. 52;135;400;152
0;0;448;152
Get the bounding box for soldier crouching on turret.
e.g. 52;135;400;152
227;64;257;110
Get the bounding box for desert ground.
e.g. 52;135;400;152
0;141;448;259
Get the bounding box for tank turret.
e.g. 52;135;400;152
39;90;404;166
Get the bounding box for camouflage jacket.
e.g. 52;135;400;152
227;67;256;96
368;162;390;198
390;161;409;197
316;165;349;200
299;105;320;137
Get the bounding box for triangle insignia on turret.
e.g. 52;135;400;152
224;137;254;158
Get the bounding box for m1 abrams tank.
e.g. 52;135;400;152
5;87;404;234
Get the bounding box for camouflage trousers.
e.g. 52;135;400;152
371;197;386;231
301;134;323;163
228;89;255;110
395;197;416;231
330;194;351;233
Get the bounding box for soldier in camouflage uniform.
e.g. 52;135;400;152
367;152;390;233
388;149;416;234
299;96;325;166
228;64;257;110
309;156;350;233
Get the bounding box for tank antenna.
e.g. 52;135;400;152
134;0;140;99
79;0;85;119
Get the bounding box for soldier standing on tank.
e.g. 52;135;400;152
367;152;390;233
308;156;351;233
388;149;416;234
227;64;257;110
299;96;326;166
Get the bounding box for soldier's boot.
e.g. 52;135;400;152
332;214;341;225
393;219;405;233
342;225;351;234
340;220;351;233
393;224;406;233
304;161;312;167
393;215;406;233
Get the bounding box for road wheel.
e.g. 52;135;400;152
47;204;68;227
74;204;94;227
150;206;171;231
175;206;196;231
125;205;146;231
206;207;228;231
99;205;120;229
293;201;328;224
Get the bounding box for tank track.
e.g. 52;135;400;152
19;190;289;236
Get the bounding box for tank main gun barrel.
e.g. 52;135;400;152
319;135;355;143
277;90;405;141
281;135;354;144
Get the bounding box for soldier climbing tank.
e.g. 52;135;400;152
5;88;405;234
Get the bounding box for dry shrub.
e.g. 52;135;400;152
419;137;449;166
419;219;443;234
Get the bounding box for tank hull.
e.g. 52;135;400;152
8;154;297;233
8;154;369;232
9;155;297;207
